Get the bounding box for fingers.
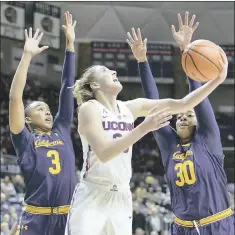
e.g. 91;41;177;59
132;28;138;41
70;13;72;24
192;22;199;32
143;38;147;49
73;20;77;28
62;25;67;31
156;121;170;130
37;32;44;43
189;14;196;27
137;28;143;42
39;46;49;52
29;27;32;38
33;28;40;39
148;105;159;115
127;32;134;43
155;112;173;124
218;47;228;66
126;39;133;48
177;13;183;28
149;106;170;115
185;11;189;26
171;25;177;36
24;29;28;40
64;12;67;26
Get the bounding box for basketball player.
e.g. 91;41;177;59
127;12;234;235
65;30;231;234
9;12;77;235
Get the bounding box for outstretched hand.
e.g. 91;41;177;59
24;28;49;57
171;11;199;51
126;28;147;62
217;47;228;82
62;11;77;44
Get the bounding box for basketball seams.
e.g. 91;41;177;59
187;53;209;82
189;47;220;72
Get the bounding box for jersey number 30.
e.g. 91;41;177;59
174;160;196;187
47;150;61;174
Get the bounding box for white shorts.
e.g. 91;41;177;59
65;180;133;235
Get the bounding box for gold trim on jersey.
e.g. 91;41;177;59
25;204;70;215
174;207;233;227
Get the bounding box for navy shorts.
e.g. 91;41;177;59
16;211;68;235
170;215;234;235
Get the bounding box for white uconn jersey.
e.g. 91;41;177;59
80;100;134;186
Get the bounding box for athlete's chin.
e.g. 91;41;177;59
43;123;53;131
110;82;123;93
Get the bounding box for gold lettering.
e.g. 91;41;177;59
34;139;64;148
172;150;193;161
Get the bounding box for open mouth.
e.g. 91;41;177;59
45;117;52;122
179;123;188;127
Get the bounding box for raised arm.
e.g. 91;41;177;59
126;28;176;150
172;11;223;152
125;61;227;119
78;102;172;163
9;28;48;134
55;12;76;124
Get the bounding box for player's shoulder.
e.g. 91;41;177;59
78;100;102;121
79;100;99;113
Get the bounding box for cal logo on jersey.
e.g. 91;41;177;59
34;139;64;148
172;150;193;161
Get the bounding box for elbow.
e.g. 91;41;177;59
96;146;113;163
9;95;20;102
96;150;110;163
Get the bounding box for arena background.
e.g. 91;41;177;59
0;1;234;235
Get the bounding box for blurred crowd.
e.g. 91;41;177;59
1;74;235;235
1;172;234;235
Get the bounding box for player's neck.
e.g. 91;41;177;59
95;92;119;114
32;127;50;135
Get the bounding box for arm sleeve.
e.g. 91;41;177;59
10;127;32;163
54;51;75;126
138;61;177;158
187;76;222;154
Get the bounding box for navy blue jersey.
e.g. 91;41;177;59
11;51;76;207
138;61;231;220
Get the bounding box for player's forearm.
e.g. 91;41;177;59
57;51;75;121
180;76;223;112
98;123;148;163
138;61;160;99
9;53;32;100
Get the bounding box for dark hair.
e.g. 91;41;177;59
24;101;37;117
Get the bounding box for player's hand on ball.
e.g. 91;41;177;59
24;28;49;57
62;11;77;43
126;28;147;62
171;11;199;51
217;47;228;82
142;106;172;132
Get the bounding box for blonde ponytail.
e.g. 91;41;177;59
73;66;97;107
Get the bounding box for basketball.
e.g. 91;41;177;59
182;40;224;82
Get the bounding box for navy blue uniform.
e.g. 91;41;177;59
138;61;234;235
11;51;76;235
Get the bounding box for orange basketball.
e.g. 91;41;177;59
182;40;224;82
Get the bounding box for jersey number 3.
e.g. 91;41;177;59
174;160;196;187
47;150;61;174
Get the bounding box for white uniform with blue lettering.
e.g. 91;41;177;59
65;100;134;235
